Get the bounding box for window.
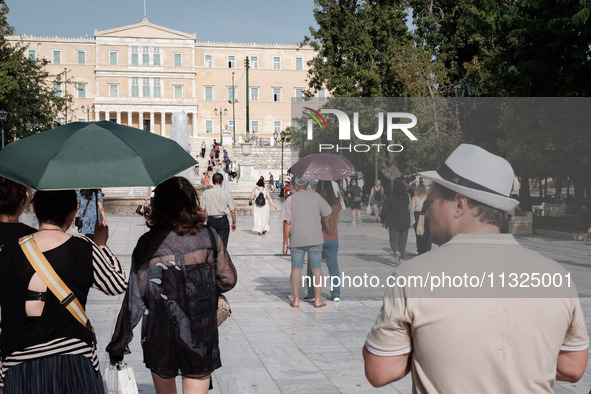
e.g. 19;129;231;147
53;83;62;97
109;84;118;97
249;55;258;69
142;78;150;97
273;56;281;70
153;78;161;98
296;56;303;71
205;120;213;133
153;48;161;66
131;78;139;97
227;55;235;68
228;87;236;102
77;84;86;99
250;87;259;102
109;51;118;65
52;50;61;64
273;88;281;102
174;85;183;98
274;121;282;134
295;89;304;102
142;47;150;65
77;51;85;65
131;47;138;65
174;53;182;67
251;120;259;134
204;54;213;68
204;86;213;101
318;89;326;103
28;49;36;61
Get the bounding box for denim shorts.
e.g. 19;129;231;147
291;244;323;269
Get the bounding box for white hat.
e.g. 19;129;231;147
294;177;308;186
419;144;519;214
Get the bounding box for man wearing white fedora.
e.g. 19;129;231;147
363;144;588;392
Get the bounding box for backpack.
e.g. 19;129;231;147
255;189;266;206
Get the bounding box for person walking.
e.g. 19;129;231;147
107;177;237;394
368;180;385;222
249;178;277;235
379;178;412;265
305;180;342;302
364;144;589;391
347;178;362;224
0;190;126;394
411;182;432;254
282;178;332;308
200;141;206;158
76;189;108;241
200;173;236;249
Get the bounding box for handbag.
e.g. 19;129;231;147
105;362;139;394
366;205;372;215
416;214;425;236
134;204;144;216
75;201;89;232
18;235;97;348
204;226;232;326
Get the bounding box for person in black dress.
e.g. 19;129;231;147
107;176;237;394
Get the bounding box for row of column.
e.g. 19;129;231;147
95;110;198;137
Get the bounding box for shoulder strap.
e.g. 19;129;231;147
204;225;218;264
19;235;89;327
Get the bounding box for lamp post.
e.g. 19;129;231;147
214;107;227;146
81;104;95;122
244;57;250;142
454;80;479;166
0;109;7;149
274;130;286;197
228;72;237;144
373;107;382;182
63;68;68;124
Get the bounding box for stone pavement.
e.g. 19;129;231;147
23;192;591;393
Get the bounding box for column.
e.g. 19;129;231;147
127;112;132;127
116;111;121;124
160;112;166;136
139;112;144;131
191;112;197;137
150;112;155;133
95;110;100;122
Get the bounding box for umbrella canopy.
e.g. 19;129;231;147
288;153;356;181
0;121;196;190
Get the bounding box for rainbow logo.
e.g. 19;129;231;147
304;107;328;131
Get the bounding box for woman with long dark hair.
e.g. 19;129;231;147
107;176;237;394
0;189;126;393
380;177;411;265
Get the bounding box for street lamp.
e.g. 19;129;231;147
0;109;7;149
454;80;479;97
274;130;286;197
228;71;238;144
214;107;227;146
81;104;95;122
373;106;382;182
63;68;68;124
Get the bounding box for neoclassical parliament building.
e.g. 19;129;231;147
7;18;320;143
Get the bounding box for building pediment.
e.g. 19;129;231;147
95;18;196;40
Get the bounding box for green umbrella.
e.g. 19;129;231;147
0;121;197;190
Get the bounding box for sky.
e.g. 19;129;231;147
5;0;318;44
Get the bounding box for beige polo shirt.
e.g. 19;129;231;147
200;185;236;216
365;234;589;393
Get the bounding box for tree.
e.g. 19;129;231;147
0;1;68;145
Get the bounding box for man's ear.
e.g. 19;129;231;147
452;193;470;218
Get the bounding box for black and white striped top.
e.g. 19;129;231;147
0;237;126;386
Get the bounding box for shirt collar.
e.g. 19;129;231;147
444;233;520;247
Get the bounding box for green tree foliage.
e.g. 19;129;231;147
0;1;67;145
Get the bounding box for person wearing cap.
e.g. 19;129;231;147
200;172;236;249
282;177;332;308
363;144;588;391
283;176;293;199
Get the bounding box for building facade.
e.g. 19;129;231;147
8;18;321;143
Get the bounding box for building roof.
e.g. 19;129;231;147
94;18;196;40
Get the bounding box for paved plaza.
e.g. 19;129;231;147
22;191;591;393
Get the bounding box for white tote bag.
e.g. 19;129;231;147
105;363;139;394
